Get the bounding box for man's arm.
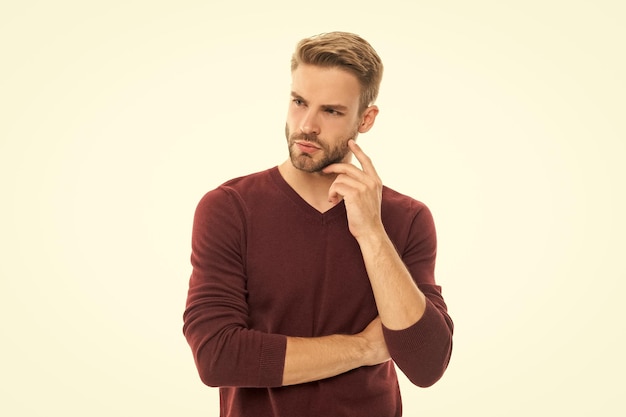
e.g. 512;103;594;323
324;140;453;387
282;317;390;386
323;140;426;330
357;229;426;329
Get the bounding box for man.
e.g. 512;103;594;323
183;31;453;417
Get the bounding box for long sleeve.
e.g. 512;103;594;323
383;288;453;387
182;187;287;388
381;198;454;387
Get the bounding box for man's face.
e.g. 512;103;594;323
285;64;363;173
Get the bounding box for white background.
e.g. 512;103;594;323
1;1;624;415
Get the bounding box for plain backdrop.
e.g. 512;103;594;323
1;1;624;415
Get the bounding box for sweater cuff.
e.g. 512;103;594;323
258;333;288;387
382;299;441;353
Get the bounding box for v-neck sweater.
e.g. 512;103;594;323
183;167;453;417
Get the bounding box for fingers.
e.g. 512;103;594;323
322;140;379;180
323;141;382;204
327;173;366;203
348;140;378;177
322;160;363;178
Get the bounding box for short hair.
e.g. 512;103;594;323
291;32;384;114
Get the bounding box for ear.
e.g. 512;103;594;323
357;105;379;133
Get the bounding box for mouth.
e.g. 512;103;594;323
294;141;321;153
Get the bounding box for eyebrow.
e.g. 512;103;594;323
290;91;350;112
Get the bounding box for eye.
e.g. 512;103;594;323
325;108;343;116
292;98;305;106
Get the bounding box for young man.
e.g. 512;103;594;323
183;32;453;417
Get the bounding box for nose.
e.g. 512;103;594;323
300;110;320;135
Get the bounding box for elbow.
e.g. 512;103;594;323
409;366;447;388
192;341;236;387
424;348;453;388
183;309;248;387
194;349;219;387
184;325;232;387
189;344;219;387
406;356;452;388
399;334;453;388
197;364;222;388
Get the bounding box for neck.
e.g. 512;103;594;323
278;160;340;213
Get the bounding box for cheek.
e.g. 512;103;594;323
332;119;359;138
285;109;300;130
284;115;295;136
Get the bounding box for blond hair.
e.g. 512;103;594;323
291;32;383;114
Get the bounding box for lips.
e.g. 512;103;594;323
295;141;320;153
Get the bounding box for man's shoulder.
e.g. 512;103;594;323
382;185;429;214
196;167;278;210
220;167;276;190
381;186;436;239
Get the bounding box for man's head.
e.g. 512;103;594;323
285;32;383;173
291;32;383;115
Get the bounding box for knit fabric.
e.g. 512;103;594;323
183;167;453;417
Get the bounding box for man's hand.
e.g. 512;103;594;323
359;316;391;366
323;140;384;240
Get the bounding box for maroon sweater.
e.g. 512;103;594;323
183;167;453;417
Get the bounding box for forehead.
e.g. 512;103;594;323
291;64;361;108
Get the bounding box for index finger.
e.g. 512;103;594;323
348;140;379;177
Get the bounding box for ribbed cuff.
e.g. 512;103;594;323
258;333;288;387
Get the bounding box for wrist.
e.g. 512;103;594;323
353;222;387;246
355;232;393;261
356;320;390;367
357;336;379;367
340;333;372;369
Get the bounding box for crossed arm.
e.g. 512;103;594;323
282;317;387;385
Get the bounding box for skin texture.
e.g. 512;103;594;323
278;65;426;386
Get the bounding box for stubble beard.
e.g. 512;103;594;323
285;123;358;173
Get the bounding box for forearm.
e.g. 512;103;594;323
357;226;426;330
282;318;389;386
282;335;362;385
